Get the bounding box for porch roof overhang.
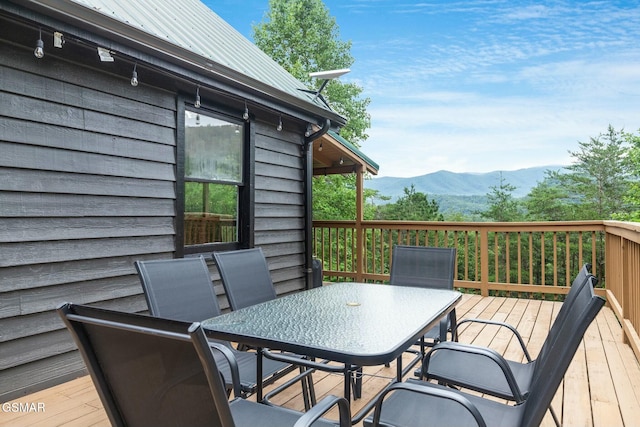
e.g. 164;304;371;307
313;130;379;176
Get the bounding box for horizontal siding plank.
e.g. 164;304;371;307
255;230;305;244
254;175;303;194
0;295;149;343
0;352;86;402
0;276;144;319
0;311;60;343
0;236;175;268
255;162;303;181
0;254;173;293
0;43;176;111
0;93;174;144
256;146;302;169
1;65;175;128
0;193;175;217
0;329;75;370
255;218;304;231
0;117;176;160
0;168;175;198
1;217;174;243
255;191;304;206
0;142;175;181
257;241;305;258
255;204;303;218
255;132;302;158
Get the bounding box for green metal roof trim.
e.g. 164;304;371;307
19;0;346;124
328;130;379;173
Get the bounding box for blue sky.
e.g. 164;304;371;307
205;1;640;177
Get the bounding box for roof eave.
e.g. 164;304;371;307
17;0;347;126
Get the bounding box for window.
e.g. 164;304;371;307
181;108;248;253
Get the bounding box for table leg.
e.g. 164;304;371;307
257;347;264;402
396;355;402;382
343;364;351;402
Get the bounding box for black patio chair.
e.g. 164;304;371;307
134;256;313;405
389;245;458;353
213;247;277;311
364;273;605;427
422;266;595;427
57;303;350;427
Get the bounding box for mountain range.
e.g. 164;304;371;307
365;165;567;215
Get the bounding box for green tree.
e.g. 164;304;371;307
379;185;444;221
479;173;522;222
524;170;575;221
615;129;640;221
253;0;372;221
253;0;370;143
559;125;631;219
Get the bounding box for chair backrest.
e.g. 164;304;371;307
57;303;235;427
535;263;593;365
135;256;222;322
389;245;456;290
213;248;277;310
521;275;604;427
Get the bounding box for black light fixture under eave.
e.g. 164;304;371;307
130;63;139;87
34;28;44;59
243;101;250;121
194;87;201;108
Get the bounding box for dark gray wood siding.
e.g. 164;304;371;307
0;41;177;400
253;122;306;296
1;25;311;402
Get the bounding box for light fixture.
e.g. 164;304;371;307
318;141;323;151
130;63;139;87
53;32;64;48
97;47;114;62
34;28;44;59
243;101;249;121
195;113;200;125
277;115;283;132
339;156;344;165
194;87;201;108
305;124;312;137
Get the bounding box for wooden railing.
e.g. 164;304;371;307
184;213;236;245
313;220;640;360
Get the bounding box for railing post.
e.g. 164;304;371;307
480;228;489;296
355;165;364;282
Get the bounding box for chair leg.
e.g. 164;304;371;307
350;367;363;399
549;405;561;427
299;367;316;410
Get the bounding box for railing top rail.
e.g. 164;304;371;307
314;220;607;232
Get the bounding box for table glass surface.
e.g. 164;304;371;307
202;282;461;365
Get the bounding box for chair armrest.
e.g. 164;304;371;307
207;342;242;398
371;381;487;427
453;318;531;362
423;341;526;402
293;395;351;427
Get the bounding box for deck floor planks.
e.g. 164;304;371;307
3;296;640;427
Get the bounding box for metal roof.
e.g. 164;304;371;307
18;0;346;124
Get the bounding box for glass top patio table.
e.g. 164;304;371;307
202;282;461;367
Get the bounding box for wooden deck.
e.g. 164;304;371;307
2;294;640;427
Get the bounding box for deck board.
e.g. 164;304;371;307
2;294;640;427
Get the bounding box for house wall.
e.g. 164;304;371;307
0;33;307;400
